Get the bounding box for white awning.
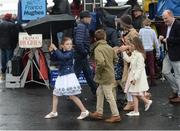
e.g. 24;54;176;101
0;2;18;15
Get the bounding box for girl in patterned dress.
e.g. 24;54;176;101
45;37;89;119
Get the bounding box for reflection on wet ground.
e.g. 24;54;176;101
0;80;180;130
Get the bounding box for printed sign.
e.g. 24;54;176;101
21;0;46;20
19;33;42;48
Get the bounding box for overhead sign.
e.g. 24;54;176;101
21;0;46;20
19;33;42;48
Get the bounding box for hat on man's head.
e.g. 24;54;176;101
119;15;132;28
3;13;12;21
132;5;143;12
80;10;91;19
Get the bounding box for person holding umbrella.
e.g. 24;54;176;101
45;37;89;119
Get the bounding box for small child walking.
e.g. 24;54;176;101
139;18;160;86
90;29;121;123
45;37;89;119
122;37;152;116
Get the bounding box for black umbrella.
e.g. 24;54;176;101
24;14;75;40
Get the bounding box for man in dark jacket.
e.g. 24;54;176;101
159;10;180;103
104;15;120;47
70;0;83;17
74;11;97;95
105;0;118;7
50;0;71;15
49;0;72;47
132;5;145;31
125;0;139;9
0;13;17;77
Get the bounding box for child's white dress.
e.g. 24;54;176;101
53;73;81;96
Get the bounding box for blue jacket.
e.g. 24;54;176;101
74;22;90;58
52;49;74;76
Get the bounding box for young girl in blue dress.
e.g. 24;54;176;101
45;37;89;119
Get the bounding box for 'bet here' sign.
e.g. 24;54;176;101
19;33;42;48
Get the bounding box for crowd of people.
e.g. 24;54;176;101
44;6;180;123
0;0;180;124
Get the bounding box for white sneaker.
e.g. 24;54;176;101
44;112;58;119
145;100;152;111
0;79;4;84
126;111;140;116
77;110;89;120
0;74;5;83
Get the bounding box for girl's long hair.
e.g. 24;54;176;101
59;37;72;49
60;37;72;45
132;37;146;59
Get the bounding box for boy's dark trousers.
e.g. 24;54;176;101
74;57;97;95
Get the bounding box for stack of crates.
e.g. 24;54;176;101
49;66;59;88
5;61;22;88
78;71;87;84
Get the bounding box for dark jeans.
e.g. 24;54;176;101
74;57;97;95
1;49;13;73
145;51;155;81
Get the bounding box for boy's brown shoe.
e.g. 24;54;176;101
170;97;180;103
123;102;134;111
169;93;178;99
105;115;121;123
89;112;103;120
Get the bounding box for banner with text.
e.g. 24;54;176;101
19;33;42;48
21;0;46;20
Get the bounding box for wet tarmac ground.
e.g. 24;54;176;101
0;80;180;130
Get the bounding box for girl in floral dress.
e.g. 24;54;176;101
45;37;89;119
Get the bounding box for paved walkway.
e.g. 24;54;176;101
0;80;180;130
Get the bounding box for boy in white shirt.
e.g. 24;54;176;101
139;18;160;86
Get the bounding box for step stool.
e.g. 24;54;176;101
5;73;22;88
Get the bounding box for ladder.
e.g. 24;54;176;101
83;0;103;12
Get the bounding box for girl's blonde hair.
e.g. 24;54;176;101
132;37;146;59
60;37;72;45
59;37;72;49
143;18;152;26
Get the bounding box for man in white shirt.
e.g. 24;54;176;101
159;10;180;103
